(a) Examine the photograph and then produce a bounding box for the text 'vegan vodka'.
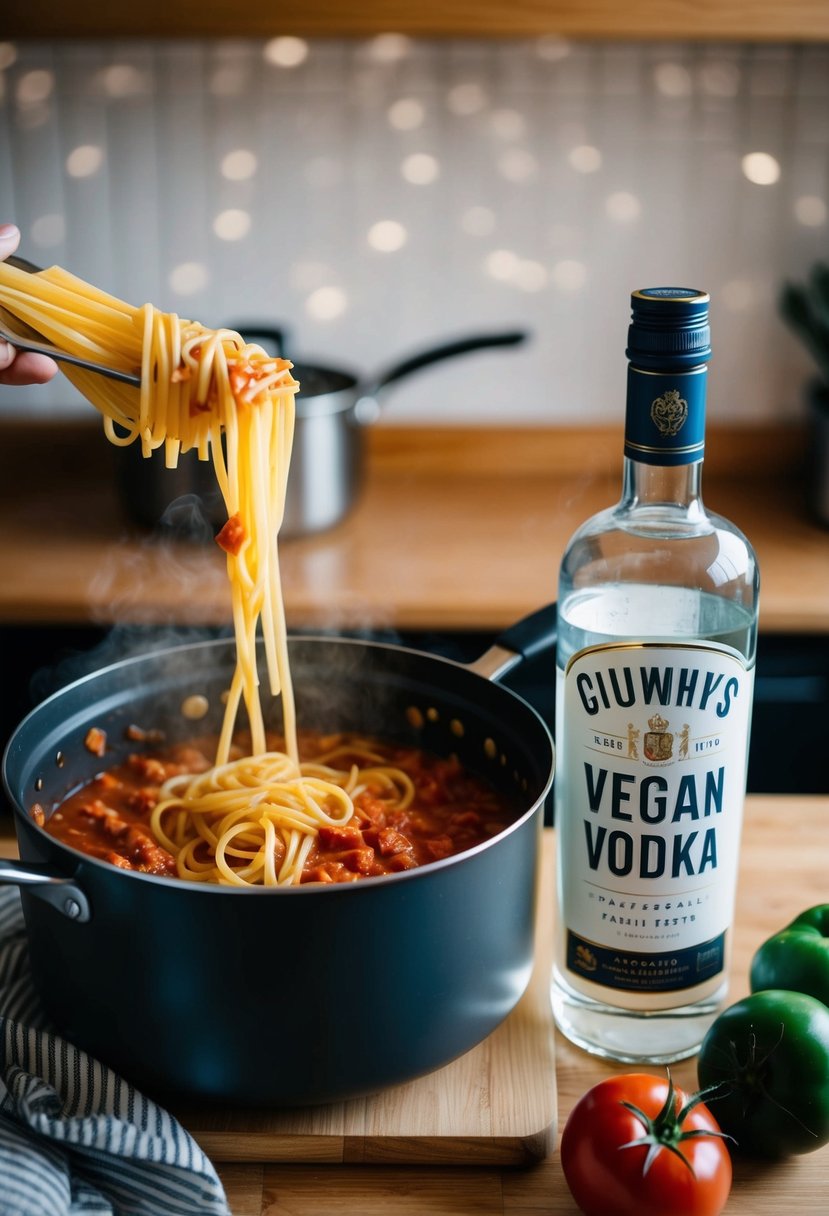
[551,289,759,1063]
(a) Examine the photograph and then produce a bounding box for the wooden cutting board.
[173,840,559,1167]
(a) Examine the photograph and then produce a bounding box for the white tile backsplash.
[0,37,826,425]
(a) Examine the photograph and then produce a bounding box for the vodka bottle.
[551,288,759,1063]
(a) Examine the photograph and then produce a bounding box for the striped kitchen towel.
[0,887,230,1216]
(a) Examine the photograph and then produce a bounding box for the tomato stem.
[618,1070,733,1177]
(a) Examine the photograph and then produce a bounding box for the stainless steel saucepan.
[117,328,528,537]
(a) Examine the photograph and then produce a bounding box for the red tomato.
[560,1072,732,1216]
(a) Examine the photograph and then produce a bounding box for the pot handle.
[468,603,558,684]
[0,859,91,923]
[355,330,529,423]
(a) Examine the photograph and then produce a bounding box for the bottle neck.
[621,361,708,517]
[620,454,704,513]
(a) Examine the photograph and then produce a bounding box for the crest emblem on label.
[650,388,688,437]
[644,713,674,761]
[574,943,598,973]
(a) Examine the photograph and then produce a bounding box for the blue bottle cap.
[626,287,711,369]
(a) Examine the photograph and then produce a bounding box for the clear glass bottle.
[551,288,759,1063]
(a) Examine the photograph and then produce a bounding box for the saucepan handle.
[468,603,558,684]
[354,330,529,424]
[370,331,528,393]
[0,859,91,923]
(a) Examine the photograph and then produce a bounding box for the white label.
[557,642,753,1007]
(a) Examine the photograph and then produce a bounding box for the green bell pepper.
[750,904,829,1006]
[697,989,829,1157]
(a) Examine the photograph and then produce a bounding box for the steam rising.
[28,493,231,712]
[20,490,511,782]
[22,489,418,750]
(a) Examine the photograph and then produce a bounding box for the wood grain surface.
[208,795,829,1214]
[2,796,828,1212]
[5,0,829,41]
[0,422,826,635]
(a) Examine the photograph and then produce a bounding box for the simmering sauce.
[43,732,518,884]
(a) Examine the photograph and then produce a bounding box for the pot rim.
[293,365,362,418]
[3,634,554,899]
[294,392,359,419]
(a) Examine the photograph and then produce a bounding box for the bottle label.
[557,641,753,1005]
[624,366,707,467]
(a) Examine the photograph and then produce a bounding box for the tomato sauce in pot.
[40,731,518,884]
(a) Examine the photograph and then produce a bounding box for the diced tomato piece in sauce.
[215,513,246,556]
[127,787,160,815]
[363,827,413,857]
[386,851,418,872]
[169,745,212,773]
[448,810,484,832]
[102,814,130,840]
[227,356,292,403]
[424,835,454,861]
[128,754,168,784]
[125,724,166,745]
[415,778,445,807]
[106,853,134,870]
[84,727,107,757]
[385,809,412,835]
[124,826,176,875]
[340,847,376,875]
[44,730,518,883]
[78,799,115,822]
[317,823,365,851]
[353,794,387,828]
[303,861,354,885]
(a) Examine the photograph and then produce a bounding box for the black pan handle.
[371,330,525,391]
[369,330,528,395]
[225,327,527,419]
[468,603,558,684]
[0,858,91,922]
[494,603,558,663]
[351,330,529,425]
[227,328,526,385]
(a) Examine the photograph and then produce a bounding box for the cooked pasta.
[47,731,516,886]
[0,259,297,767]
[150,739,416,886]
[1,259,415,886]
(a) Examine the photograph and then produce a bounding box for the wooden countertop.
[203,795,829,1213]
[2,794,827,1213]
[0,421,827,635]
[7,0,829,41]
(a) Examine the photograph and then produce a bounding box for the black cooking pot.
[117,328,528,537]
[1,606,556,1108]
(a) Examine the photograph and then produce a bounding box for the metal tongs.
[0,254,141,386]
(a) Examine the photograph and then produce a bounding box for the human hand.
[0,223,58,385]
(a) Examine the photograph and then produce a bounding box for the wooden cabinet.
[5,0,829,41]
